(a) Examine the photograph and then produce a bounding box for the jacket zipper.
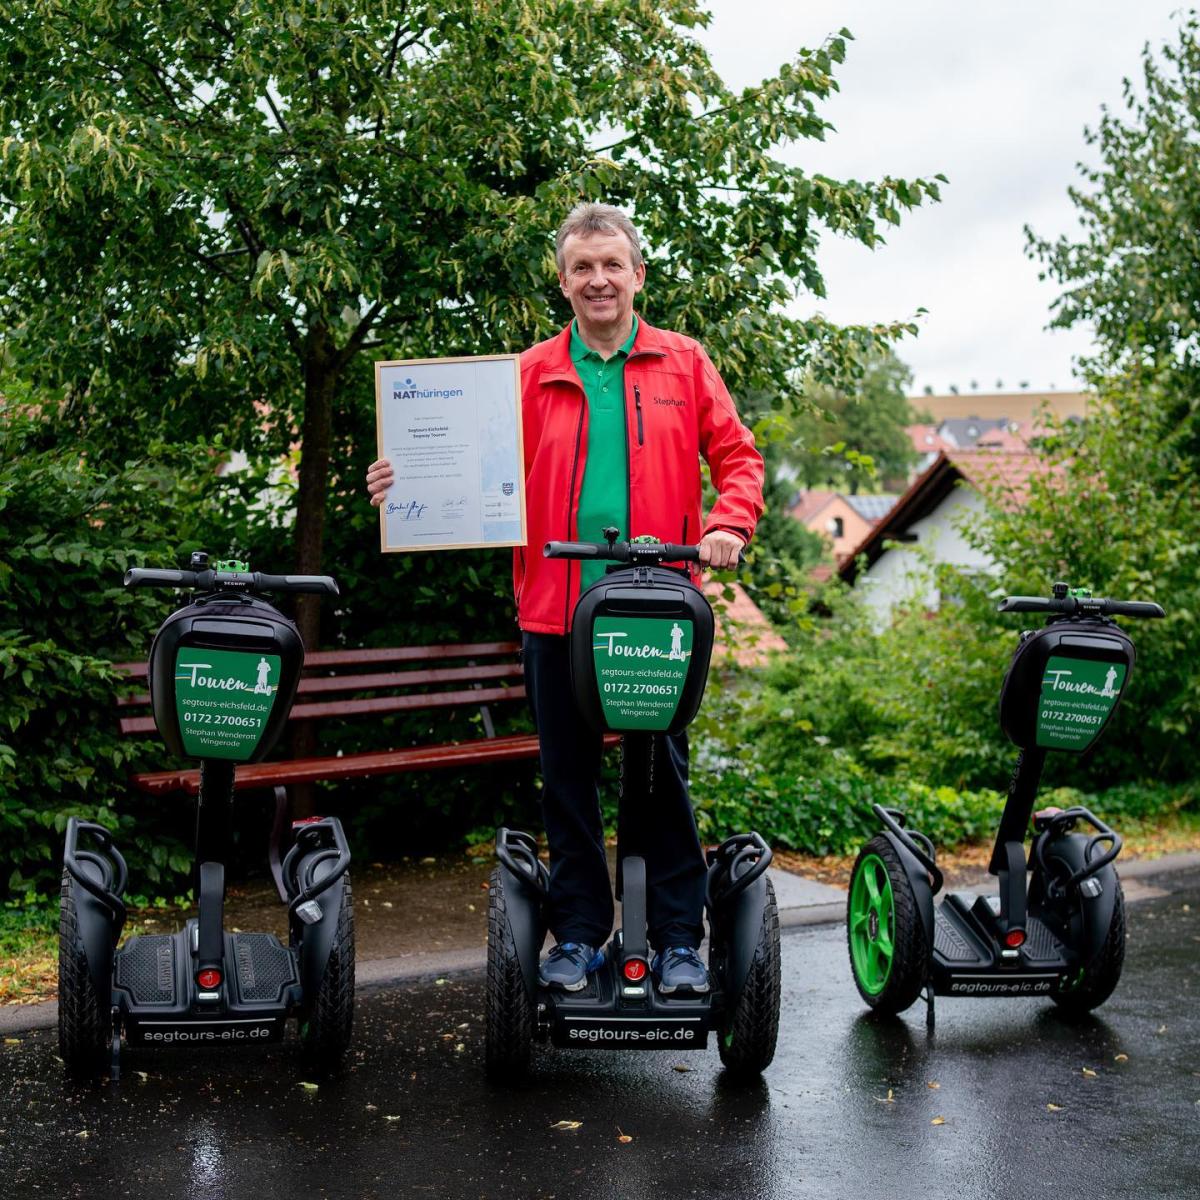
[633,383,644,445]
[682,515,689,545]
[564,392,587,632]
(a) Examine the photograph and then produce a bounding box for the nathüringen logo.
[393,376,465,401]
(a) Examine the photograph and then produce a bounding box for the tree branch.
[335,299,386,369]
[264,88,292,136]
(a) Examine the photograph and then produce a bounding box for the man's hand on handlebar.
[366,458,394,507]
[698,529,745,571]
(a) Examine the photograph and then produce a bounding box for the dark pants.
[522,632,707,950]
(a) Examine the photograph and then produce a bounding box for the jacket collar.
[540,315,667,385]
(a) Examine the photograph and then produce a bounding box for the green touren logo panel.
[592,616,692,731]
[1036,655,1126,750]
[174,649,281,760]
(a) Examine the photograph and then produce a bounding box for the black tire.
[485,865,534,1082]
[717,876,781,1080]
[57,869,110,1078]
[1052,877,1125,1014]
[846,836,928,1015]
[300,874,355,1074]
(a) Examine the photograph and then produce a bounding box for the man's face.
[557,230,645,336]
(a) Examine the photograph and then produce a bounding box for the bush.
[0,398,229,895]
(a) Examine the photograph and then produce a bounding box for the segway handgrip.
[1101,600,1164,619]
[125,568,198,588]
[252,573,340,597]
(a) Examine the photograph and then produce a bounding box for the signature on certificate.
[441,496,468,516]
[386,500,428,521]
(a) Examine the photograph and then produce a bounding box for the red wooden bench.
[114,641,617,892]
[115,640,539,796]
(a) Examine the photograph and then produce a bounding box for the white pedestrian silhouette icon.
[1101,665,1118,697]
[668,622,685,661]
[253,657,273,695]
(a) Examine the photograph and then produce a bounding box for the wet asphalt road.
[3,868,1198,1200]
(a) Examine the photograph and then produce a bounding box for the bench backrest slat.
[118,683,526,736]
[115,661,524,708]
[112,640,522,681]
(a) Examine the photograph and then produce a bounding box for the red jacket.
[514,319,764,634]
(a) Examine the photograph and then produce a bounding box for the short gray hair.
[555,202,644,272]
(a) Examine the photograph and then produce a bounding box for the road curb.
[5,850,1197,1035]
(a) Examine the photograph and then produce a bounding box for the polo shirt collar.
[570,315,639,363]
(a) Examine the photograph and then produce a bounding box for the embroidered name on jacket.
[654,396,686,407]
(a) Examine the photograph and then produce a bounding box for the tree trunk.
[290,323,337,817]
[294,322,337,649]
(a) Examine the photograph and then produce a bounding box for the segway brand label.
[592,617,692,730]
[946,974,1059,996]
[1035,656,1125,751]
[554,1016,707,1049]
[174,649,281,760]
[129,1017,284,1045]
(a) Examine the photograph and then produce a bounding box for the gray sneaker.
[538,942,605,991]
[652,946,710,994]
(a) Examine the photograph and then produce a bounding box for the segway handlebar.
[998,594,1164,619]
[545,538,745,566]
[125,567,339,597]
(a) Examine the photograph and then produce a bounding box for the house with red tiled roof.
[837,449,1045,625]
[789,490,899,559]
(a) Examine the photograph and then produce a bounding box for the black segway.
[58,553,354,1079]
[847,582,1164,1023]
[486,532,781,1080]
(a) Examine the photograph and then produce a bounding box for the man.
[367,203,763,993]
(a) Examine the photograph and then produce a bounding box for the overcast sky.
[696,2,1187,395]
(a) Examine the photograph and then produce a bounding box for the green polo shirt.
[572,316,637,591]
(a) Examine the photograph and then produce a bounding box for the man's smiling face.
[557,229,645,344]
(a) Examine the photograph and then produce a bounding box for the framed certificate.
[375,354,526,553]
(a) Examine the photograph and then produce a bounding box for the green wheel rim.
[849,854,895,995]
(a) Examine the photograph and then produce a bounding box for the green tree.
[1018,13,1200,778]
[776,349,920,492]
[1027,11,1200,467]
[1,3,943,646]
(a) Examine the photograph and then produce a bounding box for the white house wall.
[859,486,995,626]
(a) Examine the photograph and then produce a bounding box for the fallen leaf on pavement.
[875,1088,895,1104]
[1047,1103,1064,1112]
[672,1065,692,1073]
[927,1081,940,1090]
[1082,1068,1098,1078]
[299,1082,319,1091]
[931,1117,946,1126]
[1114,1054,1129,1063]
[617,1127,633,1144]
[550,1120,583,1131]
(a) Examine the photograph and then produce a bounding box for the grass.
[0,895,193,1006]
